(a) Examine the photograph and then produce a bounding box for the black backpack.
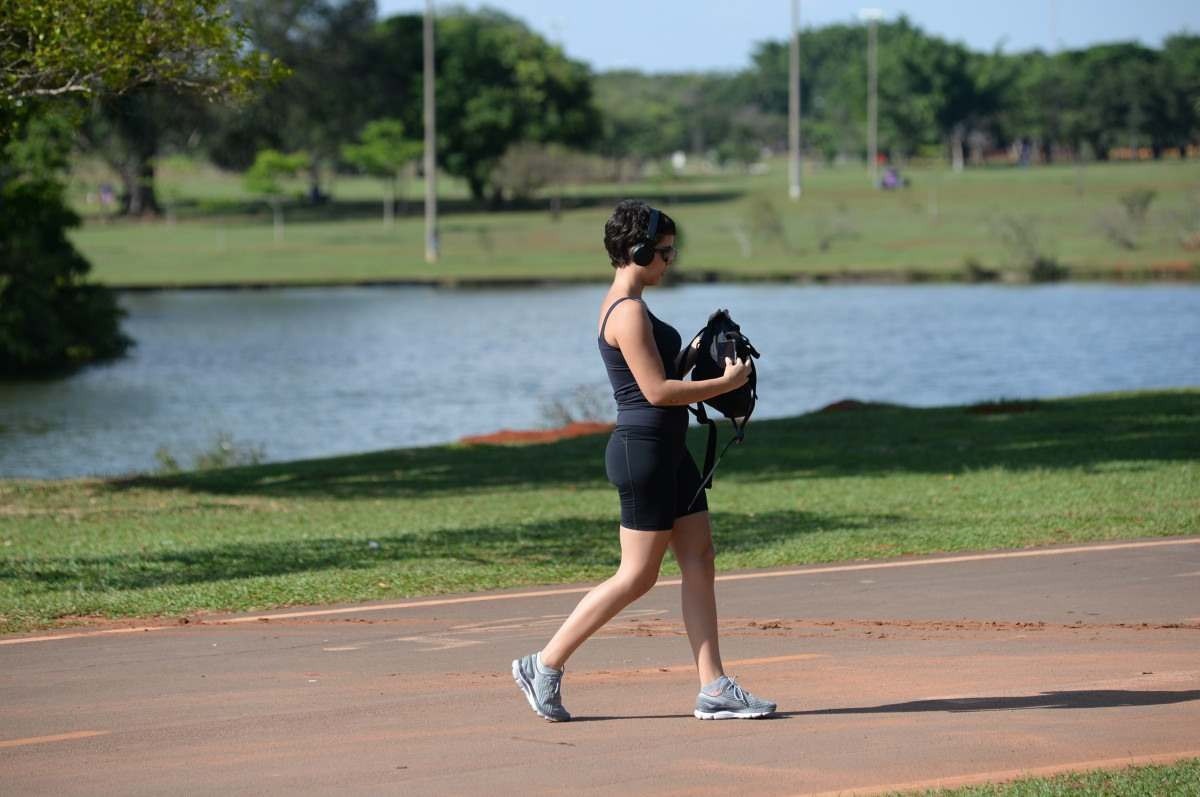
[674,308,761,511]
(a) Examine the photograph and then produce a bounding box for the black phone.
[718,337,738,365]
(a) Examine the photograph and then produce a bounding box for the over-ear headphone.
[630,208,661,267]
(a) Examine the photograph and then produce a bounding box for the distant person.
[511,200,776,722]
[307,184,329,205]
[98,183,116,213]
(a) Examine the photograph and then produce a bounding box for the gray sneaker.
[694,675,776,719]
[512,652,571,722]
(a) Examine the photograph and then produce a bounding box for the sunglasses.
[654,245,678,262]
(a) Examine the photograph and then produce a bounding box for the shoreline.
[7,389,1196,481]
[106,264,1199,292]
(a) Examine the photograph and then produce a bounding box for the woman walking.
[512,199,776,721]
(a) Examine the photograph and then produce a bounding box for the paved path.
[3,537,1199,795]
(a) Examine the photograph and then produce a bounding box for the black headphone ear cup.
[631,207,661,267]
[631,244,653,266]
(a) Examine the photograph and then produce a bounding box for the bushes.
[0,178,131,377]
[991,214,1068,282]
[1098,187,1159,250]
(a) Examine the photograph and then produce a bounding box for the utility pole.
[423,0,439,263]
[860,8,883,186]
[788,0,802,200]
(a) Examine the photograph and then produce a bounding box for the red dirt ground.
[3,538,1199,795]
[460,421,614,446]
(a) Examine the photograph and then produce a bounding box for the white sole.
[511,659,567,722]
[694,709,774,720]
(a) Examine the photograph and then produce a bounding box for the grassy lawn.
[901,757,1200,796]
[67,158,1200,286]
[1,389,1195,636]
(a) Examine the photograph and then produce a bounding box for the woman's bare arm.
[608,301,750,407]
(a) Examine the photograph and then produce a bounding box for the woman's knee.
[616,526,670,597]
[671,513,717,577]
[612,566,659,598]
[678,542,716,579]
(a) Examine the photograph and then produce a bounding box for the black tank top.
[598,297,688,429]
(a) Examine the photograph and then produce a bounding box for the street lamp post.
[860,8,883,187]
[788,0,802,200]
[423,0,439,263]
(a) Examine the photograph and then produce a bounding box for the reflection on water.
[1,283,1197,478]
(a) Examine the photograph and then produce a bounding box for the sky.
[377,0,1199,73]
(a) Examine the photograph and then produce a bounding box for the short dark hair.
[603,199,677,267]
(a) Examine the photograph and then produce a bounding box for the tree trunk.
[121,158,161,217]
[396,167,410,216]
[385,179,395,227]
[307,161,323,204]
[969,133,984,167]
[272,199,284,244]
[950,128,965,173]
[467,175,486,202]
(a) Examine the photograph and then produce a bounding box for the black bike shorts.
[604,424,709,532]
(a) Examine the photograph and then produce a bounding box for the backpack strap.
[677,322,717,513]
[686,411,753,514]
[683,358,757,514]
[674,329,702,378]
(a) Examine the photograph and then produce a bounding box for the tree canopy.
[342,118,422,225]
[597,21,1200,164]
[0,0,282,108]
[207,0,376,176]
[367,8,599,200]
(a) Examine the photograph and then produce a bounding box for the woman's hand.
[722,356,752,389]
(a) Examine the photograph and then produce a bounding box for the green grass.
[66,158,1200,286]
[1,389,1196,635]
[899,757,1200,796]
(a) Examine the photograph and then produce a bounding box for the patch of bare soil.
[460,422,614,446]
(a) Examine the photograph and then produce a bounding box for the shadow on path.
[792,689,1200,715]
[510,689,1200,723]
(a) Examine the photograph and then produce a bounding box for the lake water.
[1,283,1197,479]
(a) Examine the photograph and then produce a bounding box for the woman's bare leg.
[538,527,673,670]
[668,510,724,687]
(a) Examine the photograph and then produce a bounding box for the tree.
[593,70,752,168]
[747,24,866,161]
[369,9,599,202]
[1157,35,1200,156]
[593,71,692,161]
[341,119,422,226]
[244,149,310,242]
[0,112,130,376]
[210,0,378,192]
[1061,44,1160,159]
[76,86,214,217]
[0,0,282,376]
[1000,51,1073,162]
[0,0,278,108]
[489,142,602,217]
